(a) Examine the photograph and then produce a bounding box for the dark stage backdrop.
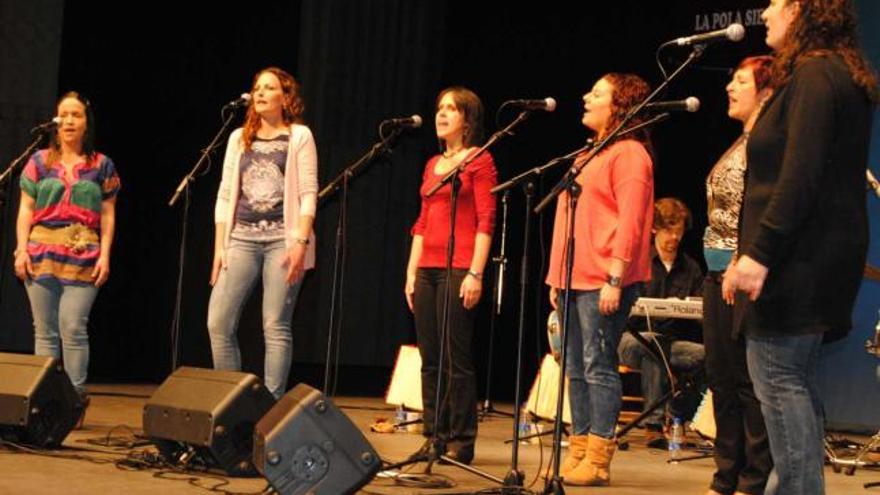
[1,0,877,429]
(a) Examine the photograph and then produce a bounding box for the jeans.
[207,238,303,399]
[561,284,639,438]
[618,331,704,427]
[26,278,99,395]
[704,274,771,495]
[412,268,478,452]
[747,333,825,495]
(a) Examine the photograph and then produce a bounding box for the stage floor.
[0,384,875,494]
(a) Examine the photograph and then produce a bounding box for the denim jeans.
[618,331,705,427]
[207,238,303,399]
[26,278,99,395]
[561,284,639,438]
[746,333,825,495]
[412,268,478,452]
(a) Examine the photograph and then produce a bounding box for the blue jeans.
[561,284,639,438]
[26,278,99,395]
[207,238,303,399]
[618,332,705,426]
[746,333,825,495]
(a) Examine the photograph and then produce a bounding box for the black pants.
[703,273,772,495]
[413,267,478,452]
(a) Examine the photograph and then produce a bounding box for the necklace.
[442,148,462,159]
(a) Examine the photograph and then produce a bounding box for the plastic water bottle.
[668,417,683,462]
[395,405,407,432]
[518,406,532,444]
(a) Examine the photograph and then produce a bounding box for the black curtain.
[0,0,64,352]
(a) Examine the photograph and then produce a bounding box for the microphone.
[381,115,423,128]
[30,117,62,134]
[224,93,252,109]
[867,169,880,199]
[504,97,557,112]
[674,23,745,46]
[644,97,701,113]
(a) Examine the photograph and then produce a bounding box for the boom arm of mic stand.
[426,111,531,198]
[168,112,238,207]
[0,131,51,186]
[534,44,704,214]
[318,129,401,201]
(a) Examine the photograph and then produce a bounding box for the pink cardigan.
[214,124,318,270]
[545,139,653,290]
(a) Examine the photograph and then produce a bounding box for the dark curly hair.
[771,0,878,102]
[241,67,305,150]
[599,73,653,151]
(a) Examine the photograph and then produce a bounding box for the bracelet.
[293,236,309,245]
[467,270,482,280]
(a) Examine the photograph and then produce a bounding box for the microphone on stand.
[503,97,557,112]
[672,23,746,46]
[381,115,423,128]
[643,97,701,113]
[223,93,252,109]
[30,117,62,134]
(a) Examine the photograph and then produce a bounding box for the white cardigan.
[214,124,318,270]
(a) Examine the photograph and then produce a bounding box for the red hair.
[737,55,774,92]
[241,67,305,150]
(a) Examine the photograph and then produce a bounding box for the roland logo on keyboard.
[630,297,703,320]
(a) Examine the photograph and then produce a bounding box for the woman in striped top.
[15,91,121,408]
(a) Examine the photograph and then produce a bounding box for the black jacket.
[738,55,874,340]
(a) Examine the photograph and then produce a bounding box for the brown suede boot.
[558,435,589,477]
[563,433,617,486]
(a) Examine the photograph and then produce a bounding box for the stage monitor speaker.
[0,352,82,447]
[143,366,275,476]
[254,383,381,495]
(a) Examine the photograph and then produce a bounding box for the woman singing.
[703,55,774,495]
[404,86,497,465]
[727,1,877,492]
[547,73,654,486]
[15,91,121,425]
[208,67,318,400]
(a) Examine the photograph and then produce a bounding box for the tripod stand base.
[542,476,566,495]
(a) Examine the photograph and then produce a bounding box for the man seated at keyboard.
[618,197,705,449]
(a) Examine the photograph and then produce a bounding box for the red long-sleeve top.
[546,139,654,290]
[411,151,498,269]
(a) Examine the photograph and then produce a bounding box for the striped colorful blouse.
[20,150,121,285]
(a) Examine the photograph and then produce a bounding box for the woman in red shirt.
[404,87,497,465]
[547,74,654,486]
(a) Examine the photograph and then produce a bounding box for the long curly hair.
[241,67,305,150]
[771,0,878,102]
[599,73,653,152]
[47,91,96,164]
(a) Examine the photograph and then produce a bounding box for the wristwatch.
[606,274,622,288]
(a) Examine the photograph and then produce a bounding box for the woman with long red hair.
[207,67,318,399]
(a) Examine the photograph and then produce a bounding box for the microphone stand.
[0,128,53,308]
[317,123,405,397]
[478,189,514,421]
[534,47,704,495]
[167,105,240,370]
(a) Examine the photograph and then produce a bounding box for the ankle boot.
[563,433,617,486]
[559,434,589,477]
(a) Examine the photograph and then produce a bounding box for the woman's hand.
[404,273,416,312]
[282,244,306,284]
[13,249,33,281]
[210,248,226,286]
[727,255,768,302]
[459,273,482,309]
[549,286,559,310]
[721,264,736,305]
[92,254,110,287]
[599,284,621,316]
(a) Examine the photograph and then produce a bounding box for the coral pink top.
[545,139,653,290]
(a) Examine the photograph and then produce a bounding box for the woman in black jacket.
[726,1,878,493]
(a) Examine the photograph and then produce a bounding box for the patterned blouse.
[704,134,747,252]
[20,150,121,285]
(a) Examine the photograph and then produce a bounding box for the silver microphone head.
[544,97,557,112]
[684,97,701,113]
[410,114,423,128]
[726,23,746,42]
